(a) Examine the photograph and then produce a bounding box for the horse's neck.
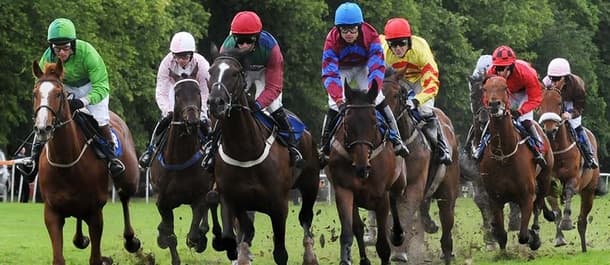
[46,122,88,161]
[220,110,268,152]
[165,125,201,157]
[397,114,421,145]
[553,124,575,149]
[489,116,520,150]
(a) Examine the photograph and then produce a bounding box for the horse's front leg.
[85,210,110,265]
[44,206,66,265]
[334,187,355,265]
[156,202,180,265]
[73,219,90,249]
[219,200,237,260]
[516,197,534,248]
[437,196,456,264]
[269,204,289,265]
[352,206,369,265]
[560,182,577,230]
[187,201,208,253]
[375,198,392,265]
[420,198,439,233]
[119,191,140,253]
[489,201,507,250]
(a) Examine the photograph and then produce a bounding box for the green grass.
[1,196,609,264]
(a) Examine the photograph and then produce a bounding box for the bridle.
[209,56,251,117]
[171,78,201,135]
[342,103,384,152]
[33,78,73,134]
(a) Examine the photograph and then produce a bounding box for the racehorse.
[206,48,319,265]
[538,87,600,252]
[149,66,217,265]
[326,80,407,265]
[32,60,140,264]
[461,73,521,248]
[480,75,555,251]
[383,69,459,264]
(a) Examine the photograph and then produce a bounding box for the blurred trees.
[0,0,609,167]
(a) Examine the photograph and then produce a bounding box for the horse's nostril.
[45,125,53,132]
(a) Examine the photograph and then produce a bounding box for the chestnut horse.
[32,60,140,265]
[206,48,319,265]
[383,69,459,264]
[326,80,406,265]
[149,67,217,264]
[538,87,600,251]
[480,75,555,251]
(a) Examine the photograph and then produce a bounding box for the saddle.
[253,110,306,145]
[72,111,122,159]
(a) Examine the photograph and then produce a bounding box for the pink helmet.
[170,32,196,53]
[547,58,571,76]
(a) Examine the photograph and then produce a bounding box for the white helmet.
[170,32,196,53]
[547,58,571,76]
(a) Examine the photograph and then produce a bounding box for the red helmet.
[384,18,412,40]
[492,45,516,66]
[231,11,262,35]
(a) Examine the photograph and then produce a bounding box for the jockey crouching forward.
[319,2,409,165]
[138,31,212,168]
[19,18,124,179]
[380,17,452,165]
[203,11,304,170]
[474,45,546,167]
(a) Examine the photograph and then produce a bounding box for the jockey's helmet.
[334,2,363,26]
[170,32,196,53]
[231,11,262,35]
[384,18,411,40]
[47,18,76,45]
[547,58,571,77]
[492,45,516,66]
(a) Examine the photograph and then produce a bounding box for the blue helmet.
[334,2,363,26]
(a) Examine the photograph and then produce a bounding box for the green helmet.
[47,18,76,44]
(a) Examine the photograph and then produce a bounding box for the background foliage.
[1,0,609,168]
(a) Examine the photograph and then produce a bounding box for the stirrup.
[138,151,153,168]
[108,158,126,178]
[290,148,305,168]
[393,143,409,157]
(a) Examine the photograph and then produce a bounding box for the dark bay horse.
[207,48,319,265]
[150,67,217,264]
[327,80,406,265]
[538,87,600,251]
[480,75,555,251]
[32,61,140,265]
[383,70,459,264]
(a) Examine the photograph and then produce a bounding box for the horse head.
[538,88,563,141]
[342,80,380,178]
[482,75,510,118]
[207,48,251,119]
[170,64,201,131]
[31,60,70,142]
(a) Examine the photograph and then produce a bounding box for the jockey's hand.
[561,111,572,120]
[510,109,521,119]
[406,99,419,110]
[68,98,85,112]
[338,101,346,113]
[249,99,262,112]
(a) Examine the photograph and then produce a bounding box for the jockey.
[320,2,409,163]
[380,17,451,165]
[474,45,546,167]
[19,18,125,178]
[205,11,304,169]
[138,31,211,168]
[542,58,598,169]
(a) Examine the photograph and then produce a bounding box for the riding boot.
[377,103,409,157]
[138,115,171,168]
[423,115,452,165]
[472,133,490,161]
[575,126,598,169]
[523,120,547,167]
[16,142,43,181]
[99,125,126,178]
[319,109,339,164]
[272,108,305,168]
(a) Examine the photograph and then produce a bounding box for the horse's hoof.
[192,236,208,253]
[559,219,574,230]
[528,229,541,250]
[125,237,141,253]
[543,210,558,222]
[73,236,90,249]
[206,190,219,205]
[554,237,568,247]
[227,248,238,261]
[157,235,168,249]
[390,252,408,262]
[212,236,225,251]
[423,220,439,234]
[359,258,371,265]
[101,256,113,265]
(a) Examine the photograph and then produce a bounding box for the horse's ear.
[368,80,379,102]
[55,59,64,79]
[32,60,43,78]
[210,43,219,61]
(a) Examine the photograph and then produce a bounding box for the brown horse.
[149,67,217,264]
[480,75,555,251]
[383,69,459,264]
[206,48,319,265]
[32,60,140,265]
[538,87,600,251]
[326,80,406,265]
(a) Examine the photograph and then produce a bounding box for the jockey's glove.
[249,99,262,112]
[68,98,87,112]
[510,109,521,119]
[406,99,419,110]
